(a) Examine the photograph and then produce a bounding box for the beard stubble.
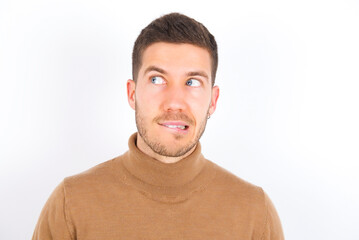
[135,102,209,157]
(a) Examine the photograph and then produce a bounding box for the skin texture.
[127,42,219,163]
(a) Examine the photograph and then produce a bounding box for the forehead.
[139,42,212,77]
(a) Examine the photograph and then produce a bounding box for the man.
[32,13,284,239]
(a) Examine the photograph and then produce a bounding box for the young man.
[32,13,284,239]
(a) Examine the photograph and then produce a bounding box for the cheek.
[188,93,211,118]
[135,88,161,115]
[137,82,164,101]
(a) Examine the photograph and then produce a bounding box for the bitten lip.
[159,121,189,127]
[158,121,190,131]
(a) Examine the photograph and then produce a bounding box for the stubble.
[135,102,209,157]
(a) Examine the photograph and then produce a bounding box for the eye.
[151,76,165,85]
[186,79,201,87]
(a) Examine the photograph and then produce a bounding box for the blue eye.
[151,76,165,85]
[186,79,201,87]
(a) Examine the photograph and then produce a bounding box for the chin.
[154,137,196,157]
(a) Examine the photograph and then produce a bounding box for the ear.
[208,85,219,115]
[127,79,136,110]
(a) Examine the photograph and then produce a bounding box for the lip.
[158,121,190,133]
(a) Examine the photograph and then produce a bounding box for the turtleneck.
[116,133,217,203]
[33,132,285,239]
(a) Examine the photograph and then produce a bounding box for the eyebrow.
[186,71,209,80]
[143,66,167,76]
[143,65,210,83]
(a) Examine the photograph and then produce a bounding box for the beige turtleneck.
[32,133,284,239]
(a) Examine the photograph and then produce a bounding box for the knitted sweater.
[32,133,284,239]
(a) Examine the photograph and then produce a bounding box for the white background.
[1,0,358,239]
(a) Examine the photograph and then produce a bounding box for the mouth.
[158,121,190,132]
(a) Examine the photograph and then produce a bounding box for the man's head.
[127,13,219,160]
[132,13,218,86]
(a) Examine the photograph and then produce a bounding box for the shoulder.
[206,160,284,238]
[209,160,264,194]
[62,153,127,196]
[207,160,266,208]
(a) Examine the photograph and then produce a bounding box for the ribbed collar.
[116,133,216,203]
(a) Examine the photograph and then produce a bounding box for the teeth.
[165,125,186,130]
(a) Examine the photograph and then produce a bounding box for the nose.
[162,85,187,112]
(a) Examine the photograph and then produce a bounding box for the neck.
[136,133,197,164]
[118,133,215,202]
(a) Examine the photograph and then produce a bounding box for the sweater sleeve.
[260,191,285,240]
[32,181,75,240]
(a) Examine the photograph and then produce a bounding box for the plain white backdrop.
[1,0,358,239]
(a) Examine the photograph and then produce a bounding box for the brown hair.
[132,13,218,86]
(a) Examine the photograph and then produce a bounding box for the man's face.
[127,42,219,157]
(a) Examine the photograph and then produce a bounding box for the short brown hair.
[132,13,218,86]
